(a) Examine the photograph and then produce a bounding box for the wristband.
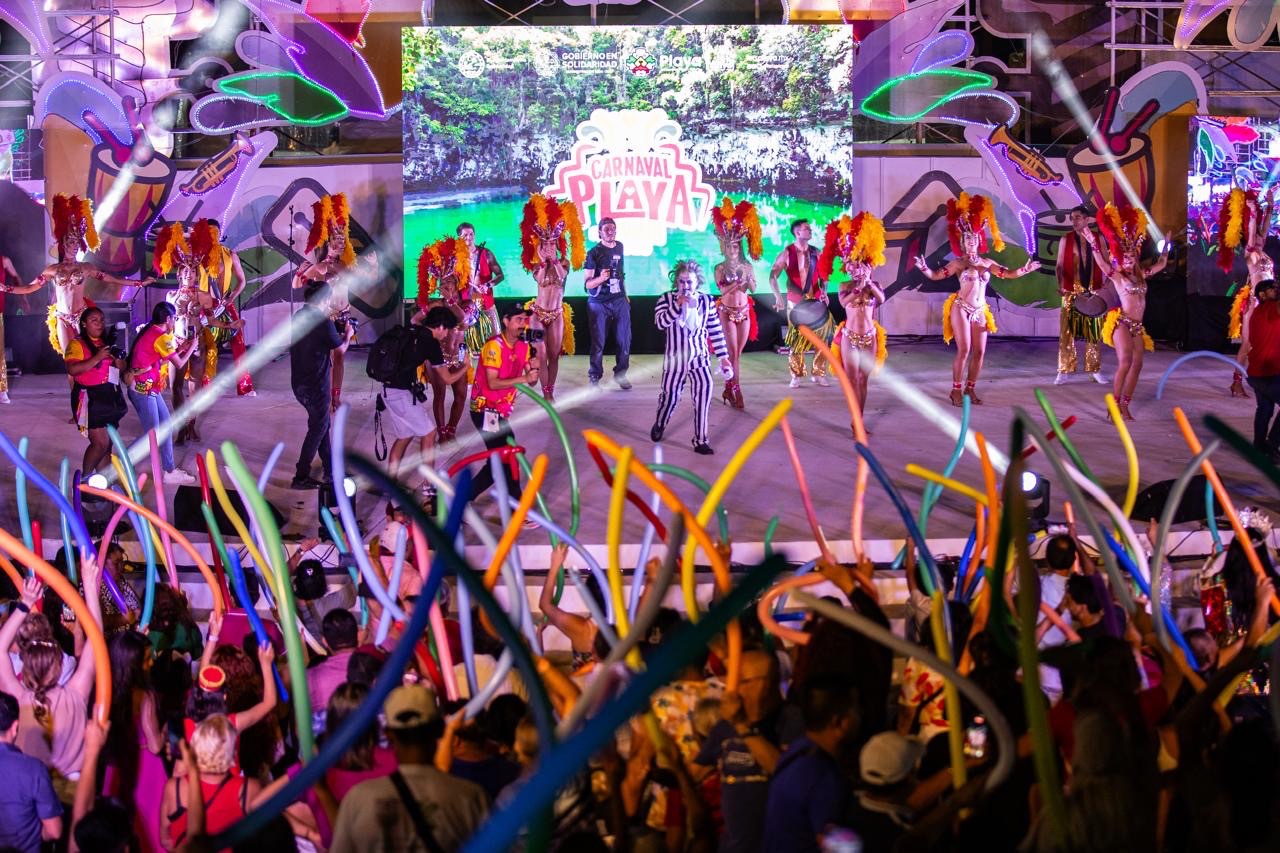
[13,601,30,613]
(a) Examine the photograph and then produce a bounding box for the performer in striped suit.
[650,260,733,455]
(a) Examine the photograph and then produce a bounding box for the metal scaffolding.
[0,1,119,119]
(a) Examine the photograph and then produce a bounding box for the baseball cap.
[500,302,533,320]
[860,732,925,786]
[384,684,439,729]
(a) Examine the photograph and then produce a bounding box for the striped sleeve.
[653,292,676,330]
[705,295,728,358]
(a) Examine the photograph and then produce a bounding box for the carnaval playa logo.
[544,108,715,256]
[628,51,656,77]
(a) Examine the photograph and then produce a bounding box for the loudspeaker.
[172,484,284,536]
[1130,475,1209,524]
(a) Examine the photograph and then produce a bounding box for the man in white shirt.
[330,685,489,852]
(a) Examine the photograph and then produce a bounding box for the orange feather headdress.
[946,192,1004,256]
[1097,201,1149,263]
[710,196,763,261]
[51,193,99,259]
[520,194,586,273]
[306,193,356,268]
[416,236,471,308]
[817,211,887,281]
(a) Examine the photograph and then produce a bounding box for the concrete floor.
[1,337,1274,571]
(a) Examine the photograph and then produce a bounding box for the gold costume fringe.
[1228,284,1251,341]
[523,299,576,356]
[463,307,496,353]
[834,320,888,373]
[941,292,997,346]
[1101,308,1154,352]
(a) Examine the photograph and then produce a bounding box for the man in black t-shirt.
[383,307,467,477]
[583,217,632,389]
[290,282,354,489]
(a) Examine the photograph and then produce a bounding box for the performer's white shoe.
[811,375,830,387]
[1091,372,1108,384]
[788,377,802,388]
[1053,372,1067,385]
[0,391,9,404]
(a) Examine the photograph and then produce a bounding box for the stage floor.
[2,338,1274,562]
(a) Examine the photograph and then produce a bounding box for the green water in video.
[403,191,847,300]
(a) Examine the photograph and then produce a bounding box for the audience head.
[797,673,861,747]
[860,731,925,791]
[485,694,528,754]
[293,558,327,601]
[384,685,444,759]
[190,714,239,775]
[74,797,134,853]
[346,649,386,688]
[329,682,378,770]
[1065,574,1104,618]
[0,690,18,741]
[513,714,539,767]
[1044,534,1078,572]
[322,608,359,653]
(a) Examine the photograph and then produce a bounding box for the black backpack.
[366,324,420,385]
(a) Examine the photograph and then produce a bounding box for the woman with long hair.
[711,197,763,409]
[102,631,166,853]
[822,212,889,416]
[126,300,198,483]
[0,567,104,802]
[64,305,132,473]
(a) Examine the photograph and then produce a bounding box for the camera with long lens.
[521,328,545,343]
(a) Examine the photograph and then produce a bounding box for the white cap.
[860,732,925,786]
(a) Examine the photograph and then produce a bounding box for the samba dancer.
[768,219,831,386]
[711,197,762,409]
[1054,205,1106,386]
[1083,201,1172,421]
[415,236,471,442]
[292,193,378,412]
[204,218,256,397]
[3,194,150,356]
[154,221,244,444]
[650,260,733,455]
[519,194,583,403]
[1222,187,1277,397]
[915,193,1040,406]
[458,222,504,337]
[822,212,888,416]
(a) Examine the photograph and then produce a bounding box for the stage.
[2,336,1273,568]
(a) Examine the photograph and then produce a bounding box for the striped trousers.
[654,356,713,445]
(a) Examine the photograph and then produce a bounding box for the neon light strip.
[860,69,996,123]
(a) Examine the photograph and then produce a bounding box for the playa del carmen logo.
[628,50,656,77]
[544,107,715,256]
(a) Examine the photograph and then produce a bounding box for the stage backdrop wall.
[401,25,854,300]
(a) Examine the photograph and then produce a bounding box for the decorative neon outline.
[860,68,996,123]
[214,70,349,126]
[36,76,132,146]
[1176,1,1234,45]
[909,30,975,76]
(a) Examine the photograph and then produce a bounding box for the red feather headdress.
[817,211,887,281]
[416,236,471,308]
[945,193,1004,257]
[710,196,763,261]
[306,193,356,267]
[51,193,99,259]
[1097,201,1148,263]
[520,194,586,273]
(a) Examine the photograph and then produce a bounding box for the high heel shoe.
[721,384,735,407]
[731,381,744,410]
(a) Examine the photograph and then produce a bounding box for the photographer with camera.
[127,301,199,484]
[583,217,631,390]
[369,306,467,479]
[290,281,355,490]
[467,303,540,506]
[64,307,133,474]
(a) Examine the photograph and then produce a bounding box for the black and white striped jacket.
[653,290,729,362]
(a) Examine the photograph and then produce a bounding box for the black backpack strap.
[388,771,447,853]
[373,393,389,461]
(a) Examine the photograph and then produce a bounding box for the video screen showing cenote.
[401,25,855,299]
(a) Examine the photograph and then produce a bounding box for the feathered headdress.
[51,193,99,258]
[520,194,586,273]
[1216,188,1256,273]
[416,236,471,308]
[946,192,1004,256]
[188,219,226,279]
[1097,201,1149,262]
[817,211,887,280]
[306,192,356,268]
[152,223,191,276]
[711,197,763,261]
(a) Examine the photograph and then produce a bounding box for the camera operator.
[467,304,539,505]
[64,306,133,474]
[378,306,467,478]
[583,217,631,390]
